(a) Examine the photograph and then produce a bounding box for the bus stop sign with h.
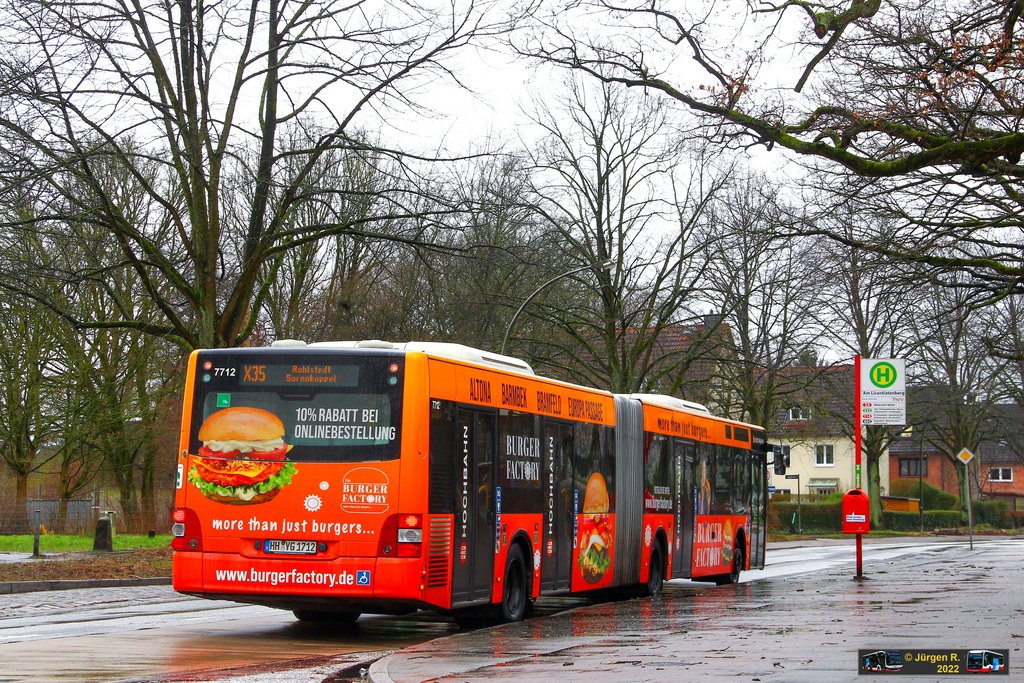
[854,357,907,580]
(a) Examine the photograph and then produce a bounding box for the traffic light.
[772,445,789,475]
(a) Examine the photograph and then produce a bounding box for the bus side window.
[429,399,457,515]
[696,443,712,515]
[712,445,733,514]
[732,448,750,514]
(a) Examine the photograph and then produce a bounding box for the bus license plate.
[264,540,317,555]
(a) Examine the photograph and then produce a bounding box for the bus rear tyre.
[715,543,744,586]
[729,543,744,584]
[499,544,530,623]
[643,544,664,597]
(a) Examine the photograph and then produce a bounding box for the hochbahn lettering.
[460,424,470,540]
[546,437,556,541]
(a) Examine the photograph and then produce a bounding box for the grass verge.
[0,534,172,583]
[0,533,171,553]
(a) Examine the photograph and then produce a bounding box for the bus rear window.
[190,352,404,462]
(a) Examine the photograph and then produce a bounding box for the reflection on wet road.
[0,585,600,682]
[0,589,457,683]
[370,537,1024,683]
[0,537,1009,682]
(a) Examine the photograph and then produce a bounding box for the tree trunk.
[139,444,156,533]
[118,481,138,534]
[864,426,887,529]
[866,453,883,529]
[15,472,29,533]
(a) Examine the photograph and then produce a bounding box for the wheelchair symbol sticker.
[356,570,371,586]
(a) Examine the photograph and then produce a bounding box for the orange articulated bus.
[171,340,768,624]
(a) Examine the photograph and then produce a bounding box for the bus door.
[451,409,496,605]
[672,439,696,579]
[748,450,767,569]
[541,420,574,592]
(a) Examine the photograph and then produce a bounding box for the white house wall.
[769,437,890,497]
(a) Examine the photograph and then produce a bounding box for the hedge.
[768,499,1017,533]
[971,499,1010,527]
[882,510,962,531]
[888,479,959,510]
[770,501,841,533]
[769,501,969,533]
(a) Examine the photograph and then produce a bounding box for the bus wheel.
[715,543,744,586]
[643,543,664,597]
[293,609,360,624]
[499,544,530,623]
[729,542,744,584]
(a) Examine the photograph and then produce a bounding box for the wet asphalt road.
[2,537,1021,682]
[370,536,1024,682]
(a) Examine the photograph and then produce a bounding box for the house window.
[789,407,812,421]
[989,467,1013,482]
[815,444,834,466]
[899,458,927,477]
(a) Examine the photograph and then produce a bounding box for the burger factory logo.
[189,407,297,505]
[341,467,390,514]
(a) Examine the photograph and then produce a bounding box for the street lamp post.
[919,433,924,532]
[500,260,613,356]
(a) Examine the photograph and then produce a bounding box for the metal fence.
[0,498,95,534]
[0,497,174,534]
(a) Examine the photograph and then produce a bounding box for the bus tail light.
[397,514,422,557]
[171,508,203,551]
[378,513,422,558]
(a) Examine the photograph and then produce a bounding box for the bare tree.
[0,142,184,532]
[988,294,1024,416]
[259,137,407,342]
[0,0,520,350]
[417,153,561,348]
[814,207,921,523]
[0,211,70,531]
[266,150,558,346]
[697,173,823,426]
[514,76,731,393]
[908,276,1006,516]
[0,294,60,531]
[519,0,1024,299]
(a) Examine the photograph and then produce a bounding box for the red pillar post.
[854,355,864,579]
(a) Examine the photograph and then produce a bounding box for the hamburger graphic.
[722,519,734,566]
[579,472,613,584]
[188,407,297,505]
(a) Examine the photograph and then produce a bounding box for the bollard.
[32,510,42,558]
[94,516,114,552]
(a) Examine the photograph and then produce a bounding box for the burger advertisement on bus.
[579,472,615,587]
[188,407,298,505]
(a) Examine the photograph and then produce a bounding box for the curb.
[0,577,171,595]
